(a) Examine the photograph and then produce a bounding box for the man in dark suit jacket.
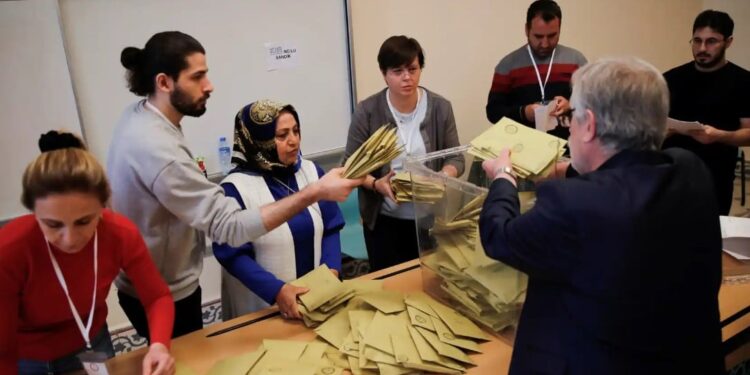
[479,57,723,374]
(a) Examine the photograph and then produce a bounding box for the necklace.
[272,175,321,217]
[272,176,297,194]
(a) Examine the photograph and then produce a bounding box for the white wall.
[0,0,83,221]
[59,0,353,174]
[349,0,705,144]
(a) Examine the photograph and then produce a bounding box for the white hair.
[570,57,669,151]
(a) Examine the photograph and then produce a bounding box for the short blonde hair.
[21,137,110,210]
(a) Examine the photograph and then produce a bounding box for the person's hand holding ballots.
[469,117,566,181]
[342,125,403,179]
[390,171,446,204]
[482,148,516,186]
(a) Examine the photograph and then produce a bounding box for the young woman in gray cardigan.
[343,36,464,272]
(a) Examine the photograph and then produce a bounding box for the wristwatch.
[495,165,515,179]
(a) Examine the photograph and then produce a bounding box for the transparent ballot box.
[403,145,533,334]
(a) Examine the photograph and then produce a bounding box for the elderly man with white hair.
[479,57,723,374]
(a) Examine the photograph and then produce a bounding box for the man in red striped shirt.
[486,0,587,141]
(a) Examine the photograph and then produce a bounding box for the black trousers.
[363,215,426,272]
[714,168,735,216]
[118,286,203,341]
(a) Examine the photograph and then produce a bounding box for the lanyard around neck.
[386,88,421,156]
[46,231,98,350]
[526,45,556,103]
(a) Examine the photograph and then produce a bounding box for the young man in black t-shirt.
[662,10,750,215]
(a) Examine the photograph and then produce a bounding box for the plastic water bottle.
[218,136,232,175]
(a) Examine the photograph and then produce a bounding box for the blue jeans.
[18,325,115,375]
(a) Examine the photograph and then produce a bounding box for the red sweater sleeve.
[0,229,23,373]
[120,223,175,347]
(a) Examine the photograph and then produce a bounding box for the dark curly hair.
[120,31,205,96]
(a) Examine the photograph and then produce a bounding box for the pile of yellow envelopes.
[314,289,490,374]
[198,263,497,374]
[204,338,346,375]
[390,171,445,204]
[424,193,528,332]
[290,264,382,328]
[343,126,403,179]
[469,117,566,179]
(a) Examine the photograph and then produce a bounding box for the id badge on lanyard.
[46,231,109,374]
[527,45,556,104]
[77,351,110,375]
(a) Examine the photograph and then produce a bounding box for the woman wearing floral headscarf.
[212,100,344,321]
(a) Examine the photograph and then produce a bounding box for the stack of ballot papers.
[201,290,493,374]
[423,193,528,332]
[390,171,446,203]
[254,264,497,374]
[343,125,403,179]
[469,117,566,179]
[291,264,373,328]
[313,289,491,374]
[206,339,347,375]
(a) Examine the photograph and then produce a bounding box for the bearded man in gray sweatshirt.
[108,31,362,339]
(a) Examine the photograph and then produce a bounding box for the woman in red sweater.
[0,131,176,374]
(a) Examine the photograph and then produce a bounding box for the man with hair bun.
[480,57,723,374]
[662,9,750,215]
[108,31,363,339]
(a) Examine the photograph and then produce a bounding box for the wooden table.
[107,255,750,374]
[107,260,513,374]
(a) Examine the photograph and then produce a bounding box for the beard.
[694,48,726,70]
[170,86,208,117]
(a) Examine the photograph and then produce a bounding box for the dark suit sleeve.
[479,178,578,282]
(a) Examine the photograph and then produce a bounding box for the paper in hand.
[343,125,403,179]
[534,101,558,132]
[667,118,704,134]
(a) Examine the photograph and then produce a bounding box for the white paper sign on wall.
[265,41,300,71]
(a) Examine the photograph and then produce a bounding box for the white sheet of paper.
[667,118,703,133]
[720,216,750,260]
[534,101,558,131]
[265,41,300,71]
[721,216,750,238]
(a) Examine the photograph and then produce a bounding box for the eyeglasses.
[557,107,575,128]
[690,37,724,47]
